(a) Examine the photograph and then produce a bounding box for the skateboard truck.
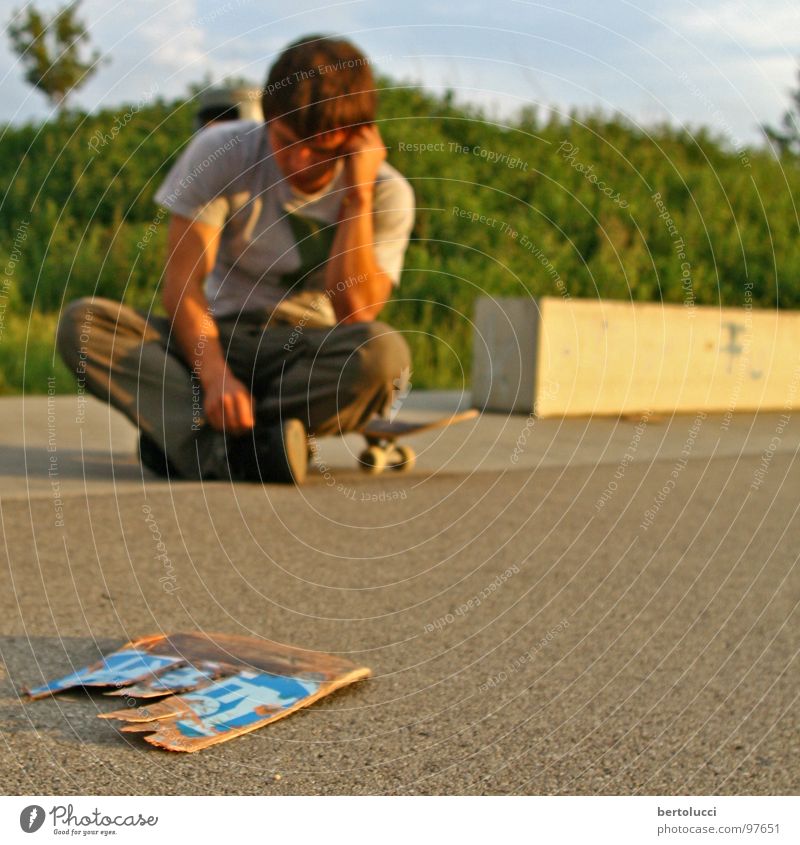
[359,437,416,475]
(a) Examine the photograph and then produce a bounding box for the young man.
[57,35,415,484]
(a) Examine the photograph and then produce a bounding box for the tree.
[7,1,105,112]
[763,66,800,157]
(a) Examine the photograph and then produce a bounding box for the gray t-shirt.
[154,120,415,326]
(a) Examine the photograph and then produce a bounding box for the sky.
[1,0,799,147]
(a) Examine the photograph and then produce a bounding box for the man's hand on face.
[341,123,386,198]
[201,366,255,436]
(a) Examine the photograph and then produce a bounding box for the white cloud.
[0,0,797,144]
[674,0,800,53]
[80,0,207,103]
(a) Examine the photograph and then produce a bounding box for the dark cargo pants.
[56,297,411,480]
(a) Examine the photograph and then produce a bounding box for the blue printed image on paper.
[130,662,221,694]
[174,671,320,738]
[26,649,182,697]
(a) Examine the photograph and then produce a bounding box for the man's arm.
[324,124,393,323]
[162,214,255,435]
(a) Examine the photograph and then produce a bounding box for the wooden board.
[363,409,479,441]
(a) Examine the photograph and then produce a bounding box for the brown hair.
[262,34,377,137]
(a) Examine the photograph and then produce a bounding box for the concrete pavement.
[0,393,798,794]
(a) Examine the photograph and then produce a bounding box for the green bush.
[0,311,71,395]
[2,81,798,392]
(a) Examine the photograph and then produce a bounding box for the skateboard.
[358,408,479,474]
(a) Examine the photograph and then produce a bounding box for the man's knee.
[353,321,411,388]
[56,297,98,370]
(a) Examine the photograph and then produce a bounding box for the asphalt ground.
[0,395,798,795]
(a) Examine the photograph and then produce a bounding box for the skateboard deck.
[23,632,371,752]
[358,408,479,473]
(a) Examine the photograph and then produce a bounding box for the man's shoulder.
[154,120,268,217]
[189,119,264,162]
[375,161,415,209]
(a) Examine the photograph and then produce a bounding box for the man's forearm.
[161,215,229,389]
[165,290,229,389]
[326,190,392,323]
[160,215,253,434]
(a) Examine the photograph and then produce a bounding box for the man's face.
[268,119,352,193]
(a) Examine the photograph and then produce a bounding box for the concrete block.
[472,295,800,417]
[472,296,539,413]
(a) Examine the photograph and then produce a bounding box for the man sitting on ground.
[57,34,415,483]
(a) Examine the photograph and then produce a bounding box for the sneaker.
[229,418,309,484]
[138,431,181,478]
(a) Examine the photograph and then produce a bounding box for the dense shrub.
[2,81,798,390]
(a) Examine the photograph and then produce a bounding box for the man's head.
[262,34,377,192]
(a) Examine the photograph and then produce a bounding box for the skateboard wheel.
[359,446,387,474]
[391,445,416,472]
